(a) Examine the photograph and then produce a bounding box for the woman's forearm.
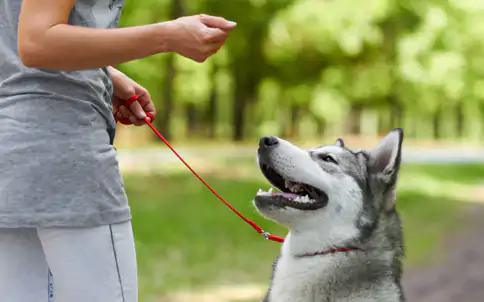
[17,0,235,70]
[18,23,175,70]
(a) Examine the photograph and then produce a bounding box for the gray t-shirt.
[0,0,130,227]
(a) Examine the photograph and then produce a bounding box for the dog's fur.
[253,129,405,302]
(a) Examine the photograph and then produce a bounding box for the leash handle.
[116,96,285,243]
[114,95,155,125]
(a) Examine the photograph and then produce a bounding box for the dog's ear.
[368,128,403,177]
[368,129,403,210]
[335,138,345,147]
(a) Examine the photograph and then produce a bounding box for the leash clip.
[261,230,271,240]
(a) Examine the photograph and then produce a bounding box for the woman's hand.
[167,14,237,63]
[108,67,156,126]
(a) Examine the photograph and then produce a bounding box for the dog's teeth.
[284,180,291,189]
[268,187,273,193]
[290,184,303,193]
[294,195,312,203]
[256,188,271,196]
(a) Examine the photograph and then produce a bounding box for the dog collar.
[297,246,360,258]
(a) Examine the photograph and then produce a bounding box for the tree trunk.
[347,104,362,135]
[289,105,301,138]
[231,27,265,141]
[432,107,442,140]
[316,118,326,137]
[185,103,197,137]
[377,110,387,136]
[388,94,402,129]
[206,64,218,139]
[159,54,175,140]
[232,84,246,141]
[456,102,464,138]
[158,0,185,140]
[232,71,258,142]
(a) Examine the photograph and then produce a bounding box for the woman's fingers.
[128,100,146,120]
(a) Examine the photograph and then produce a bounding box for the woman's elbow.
[17,37,46,68]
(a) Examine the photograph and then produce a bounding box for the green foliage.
[116,0,484,142]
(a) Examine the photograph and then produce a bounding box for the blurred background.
[113,0,484,301]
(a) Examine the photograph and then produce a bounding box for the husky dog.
[254,129,405,302]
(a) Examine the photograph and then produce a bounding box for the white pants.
[0,221,138,302]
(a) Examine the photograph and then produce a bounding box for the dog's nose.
[259,136,279,148]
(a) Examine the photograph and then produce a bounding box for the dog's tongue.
[272,192,299,199]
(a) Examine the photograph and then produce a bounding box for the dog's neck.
[283,223,361,257]
[265,231,403,302]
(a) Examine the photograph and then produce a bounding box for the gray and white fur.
[254,129,405,302]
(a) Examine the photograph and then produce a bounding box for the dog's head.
[254,129,404,250]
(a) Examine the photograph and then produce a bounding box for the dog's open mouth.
[255,163,328,210]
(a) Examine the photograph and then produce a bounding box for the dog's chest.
[269,256,331,302]
[268,255,403,302]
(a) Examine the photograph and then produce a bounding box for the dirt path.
[402,203,484,301]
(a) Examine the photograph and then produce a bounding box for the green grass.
[127,173,283,300]
[124,162,484,301]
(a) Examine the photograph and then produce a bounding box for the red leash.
[114,96,285,243]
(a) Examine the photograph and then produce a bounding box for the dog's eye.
[319,154,338,164]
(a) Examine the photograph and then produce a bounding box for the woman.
[0,1,236,301]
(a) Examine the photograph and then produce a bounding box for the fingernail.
[139,111,146,118]
[227,21,237,27]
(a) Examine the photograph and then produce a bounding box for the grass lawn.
[123,161,484,301]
